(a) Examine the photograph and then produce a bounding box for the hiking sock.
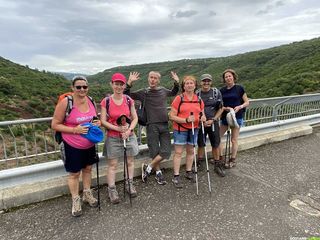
[146,165,152,174]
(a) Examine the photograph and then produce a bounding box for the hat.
[226,109,239,128]
[80,123,104,143]
[111,73,126,84]
[116,115,131,126]
[200,74,213,81]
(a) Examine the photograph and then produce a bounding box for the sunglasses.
[75,85,88,90]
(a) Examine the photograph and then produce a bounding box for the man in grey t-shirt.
[124,71,180,185]
[196,74,225,177]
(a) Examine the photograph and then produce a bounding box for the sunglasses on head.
[75,85,88,90]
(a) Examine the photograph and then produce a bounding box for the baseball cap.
[81,123,104,143]
[111,73,126,84]
[200,74,213,81]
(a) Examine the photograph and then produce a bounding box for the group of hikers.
[51,69,249,217]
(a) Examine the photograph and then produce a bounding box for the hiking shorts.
[62,141,98,173]
[103,134,139,160]
[173,129,198,145]
[146,123,171,160]
[221,118,244,127]
[198,121,220,148]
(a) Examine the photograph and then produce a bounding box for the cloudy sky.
[0,0,319,74]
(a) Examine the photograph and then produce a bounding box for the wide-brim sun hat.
[226,109,239,128]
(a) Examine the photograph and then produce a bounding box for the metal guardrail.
[0,93,320,170]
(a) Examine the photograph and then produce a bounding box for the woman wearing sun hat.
[100,73,139,204]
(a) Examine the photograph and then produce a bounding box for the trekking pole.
[123,138,132,207]
[95,144,101,211]
[200,113,212,194]
[191,112,199,196]
[224,126,231,167]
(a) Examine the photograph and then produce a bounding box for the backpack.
[54,93,96,144]
[176,94,202,132]
[196,87,219,100]
[104,95,132,117]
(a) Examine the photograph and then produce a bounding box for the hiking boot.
[225,158,236,168]
[214,160,226,177]
[141,163,150,183]
[126,179,137,198]
[172,176,183,188]
[82,189,98,207]
[155,172,167,185]
[197,158,204,171]
[108,186,120,204]
[71,195,82,217]
[185,171,194,181]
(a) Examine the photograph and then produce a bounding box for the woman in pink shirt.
[100,73,139,204]
[52,76,100,217]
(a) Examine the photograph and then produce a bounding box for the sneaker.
[126,179,137,198]
[108,186,120,204]
[82,189,98,208]
[71,196,82,217]
[155,172,167,185]
[172,176,183,188]
[185,171,194,181]
[141,163,150,183]
[214,160,226,177]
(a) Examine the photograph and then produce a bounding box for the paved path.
[1,128,320,240]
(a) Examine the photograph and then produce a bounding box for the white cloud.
[0,0,319,74]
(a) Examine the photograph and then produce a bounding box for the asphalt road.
[1,128,320,240]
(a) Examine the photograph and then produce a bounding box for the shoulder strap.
[212,88,218,100]
[125,95,132,110]
[65,95,73,118]
[177,94,184,115]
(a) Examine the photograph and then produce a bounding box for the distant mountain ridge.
[54,72,88,80]
[1,37,320,120]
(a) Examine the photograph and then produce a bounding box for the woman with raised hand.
[169,75,206,188]
[219,69,249,168]
[100,73,139,204]
[52,76,100,217]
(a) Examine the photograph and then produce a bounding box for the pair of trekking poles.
[94,122,133,210]
[191,112,211,196]
[191,113,231,195]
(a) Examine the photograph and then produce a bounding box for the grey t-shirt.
[197,88,223,119]
[124,83,179,124]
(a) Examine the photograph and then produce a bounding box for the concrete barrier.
[0,124,314,210]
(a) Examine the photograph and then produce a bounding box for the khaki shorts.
[103,134,139,159]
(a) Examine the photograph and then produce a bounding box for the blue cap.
[80,123,104,143]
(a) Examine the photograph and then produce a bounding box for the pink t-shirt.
[100,95,134,137]
[62,97,97,149]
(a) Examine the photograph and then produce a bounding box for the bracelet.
[185,118,189,123]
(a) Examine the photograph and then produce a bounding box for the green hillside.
[89,37,320,98]
[1,37,320,120]
[0,57,70,120]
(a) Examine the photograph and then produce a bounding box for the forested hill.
[1,37,320,120]
[89,37,320,99]
[0,57,70,120]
